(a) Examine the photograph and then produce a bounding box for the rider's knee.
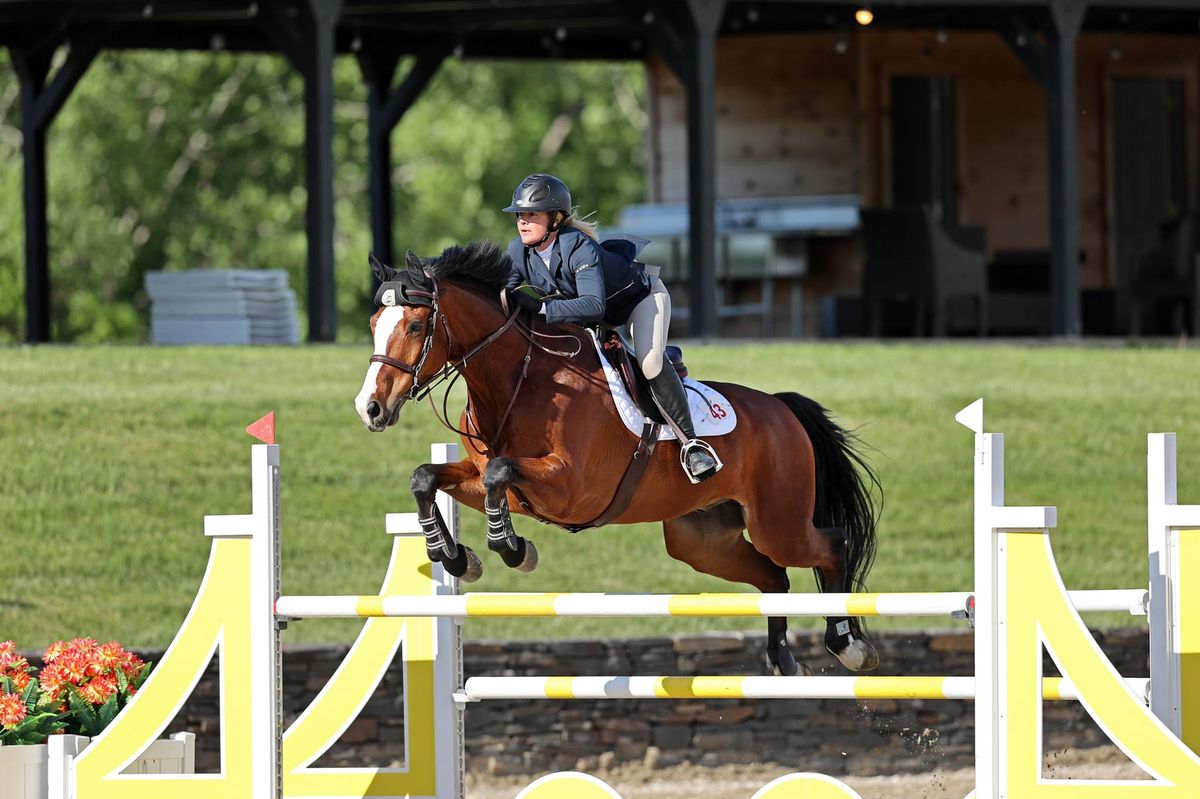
[640,349,665,379]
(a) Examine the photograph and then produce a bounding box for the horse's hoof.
[767,645,799,677]
[832,638,879,672]
[459,546,483,583]
[517,539,538,572]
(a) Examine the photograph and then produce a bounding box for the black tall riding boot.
[647,370,722,483]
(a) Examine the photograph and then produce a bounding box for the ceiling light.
[855,7,874,26]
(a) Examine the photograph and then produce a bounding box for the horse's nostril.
[366,400,381,420]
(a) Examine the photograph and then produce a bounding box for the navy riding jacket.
[505,228,651,327]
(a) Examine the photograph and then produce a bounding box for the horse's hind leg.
[663,503,802,677]
[744,502,879,673]
[481,457,539,572]
[411,459,484,582]
[810,526,879,671]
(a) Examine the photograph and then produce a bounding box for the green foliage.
[65,687,125,738]
[0,50,646,342]
[0,677,67,746]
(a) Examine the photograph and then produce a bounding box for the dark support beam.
[618,0,690,81]
[359,52,443,277]
[682,0,725,338]
[994,10,1048,87]
[621,0,723,337]
[11,36,99,343]
[256,0,342,342]
[361,52,400,274]
[302,0,342,343]
[1046,0,1086,337]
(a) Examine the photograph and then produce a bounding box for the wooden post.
[10,38,98,343]
[302,0,343,343]
[682,0,725,338]
[1045,0,1086,337]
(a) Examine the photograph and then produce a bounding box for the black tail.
[774,392,881,594]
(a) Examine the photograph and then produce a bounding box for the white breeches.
[624,277,672,379]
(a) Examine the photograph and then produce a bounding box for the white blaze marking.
[354,305,407,424]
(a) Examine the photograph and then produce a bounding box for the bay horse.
[354,243,881,675]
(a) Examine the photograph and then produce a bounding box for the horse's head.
[354,250,449,432]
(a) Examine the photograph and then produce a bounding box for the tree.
[0,49,646,343]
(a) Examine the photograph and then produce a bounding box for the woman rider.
[502,173,722,484]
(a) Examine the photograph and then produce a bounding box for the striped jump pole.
[275,588,1147,620]
[457,675,1151,703]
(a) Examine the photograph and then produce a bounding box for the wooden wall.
[646,29,1200,296]
[647,33,858,201]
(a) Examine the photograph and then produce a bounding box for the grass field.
[2,342,1197,650]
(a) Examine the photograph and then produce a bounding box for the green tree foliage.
[0,49,646,342]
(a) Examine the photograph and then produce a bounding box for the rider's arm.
[505,239,529,290]
[541,237,606,325]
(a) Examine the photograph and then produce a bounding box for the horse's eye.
[407,321,424,334]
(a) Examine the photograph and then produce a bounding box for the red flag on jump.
[246,412,276,444]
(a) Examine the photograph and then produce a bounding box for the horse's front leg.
[481,455,568,572]
[411,458,484,582]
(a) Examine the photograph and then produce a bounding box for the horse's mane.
[428,241,511,295]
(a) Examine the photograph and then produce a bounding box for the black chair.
[1130,212,1199,336]
[860,206,988,336]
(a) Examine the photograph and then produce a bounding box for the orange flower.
[78,673,117,706]
[0,652,29,676]
[0,692,26,728]
[0,641,14,656]
[42,640,68,663]
[38,663,67,702]
[6,670,31,692]
[57,653,88,683]
[96,642,126,670]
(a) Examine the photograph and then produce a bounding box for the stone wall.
[39,627,1149,776]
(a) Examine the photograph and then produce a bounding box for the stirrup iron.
[680,439,723,484]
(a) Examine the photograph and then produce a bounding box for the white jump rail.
[275,587,1147,619]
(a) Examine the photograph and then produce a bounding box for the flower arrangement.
[0,639,152,746]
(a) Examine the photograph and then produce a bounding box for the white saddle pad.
[591,332,737,441]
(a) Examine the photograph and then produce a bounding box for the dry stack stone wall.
[39,628,1147,776]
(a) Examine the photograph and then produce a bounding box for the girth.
[510,419,659,533]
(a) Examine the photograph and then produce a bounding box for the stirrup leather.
[679,439,723,484]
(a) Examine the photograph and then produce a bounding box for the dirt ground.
[464,747,1146,799]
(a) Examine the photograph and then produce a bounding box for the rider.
[502,172,722,484]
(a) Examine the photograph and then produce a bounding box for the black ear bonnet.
[369,251,434,308]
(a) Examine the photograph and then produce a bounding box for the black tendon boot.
[647,369,722,483]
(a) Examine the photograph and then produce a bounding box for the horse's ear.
[369,252,397,283]
[404,249,430,284]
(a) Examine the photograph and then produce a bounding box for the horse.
[354,242,881,676]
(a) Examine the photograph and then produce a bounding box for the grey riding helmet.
[503,174,572,217]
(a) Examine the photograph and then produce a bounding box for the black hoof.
[497,537,527,569]
[767,643,799,677]
[496,537,538,572]
[438,544,483,582]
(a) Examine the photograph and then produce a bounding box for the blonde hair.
[562,207,599,240]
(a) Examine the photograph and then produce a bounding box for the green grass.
[2,342,1197,650]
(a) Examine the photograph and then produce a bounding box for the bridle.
[368,282,445,404]
[368,277,581,448]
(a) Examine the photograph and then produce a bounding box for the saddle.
[598,330,688,424]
